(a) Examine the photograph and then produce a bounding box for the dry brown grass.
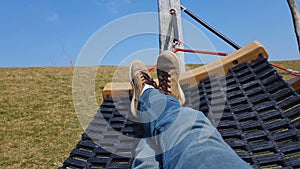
[0,60,299,168]
[0,66,116,168]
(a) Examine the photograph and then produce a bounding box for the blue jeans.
[132,89,252,169]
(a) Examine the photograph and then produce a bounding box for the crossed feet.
[129,51,185,117]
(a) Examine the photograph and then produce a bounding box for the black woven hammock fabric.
[60,56,300,169]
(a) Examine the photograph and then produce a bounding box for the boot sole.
[129,62,138,118]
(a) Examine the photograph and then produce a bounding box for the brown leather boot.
[129,60,157,117]
[157,51,185,105]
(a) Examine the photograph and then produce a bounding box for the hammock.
[60,42,300,169]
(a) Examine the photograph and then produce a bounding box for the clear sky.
[1,0,300,67]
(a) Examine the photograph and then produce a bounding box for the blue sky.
[1,0,300,67]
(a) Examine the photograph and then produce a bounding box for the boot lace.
[157,69,171,95]
[140,71,157,88]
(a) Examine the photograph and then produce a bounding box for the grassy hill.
[0,60,300,168]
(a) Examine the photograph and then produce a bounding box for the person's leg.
[129,58,252,169]
[137,88,252,169]
[131,138,160,169]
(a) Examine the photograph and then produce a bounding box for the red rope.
[271,63,300,77]
[271,63,287,71]
[148,64,157,72]
[173,48,227,56]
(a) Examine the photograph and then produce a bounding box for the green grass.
[0,60,299,168]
